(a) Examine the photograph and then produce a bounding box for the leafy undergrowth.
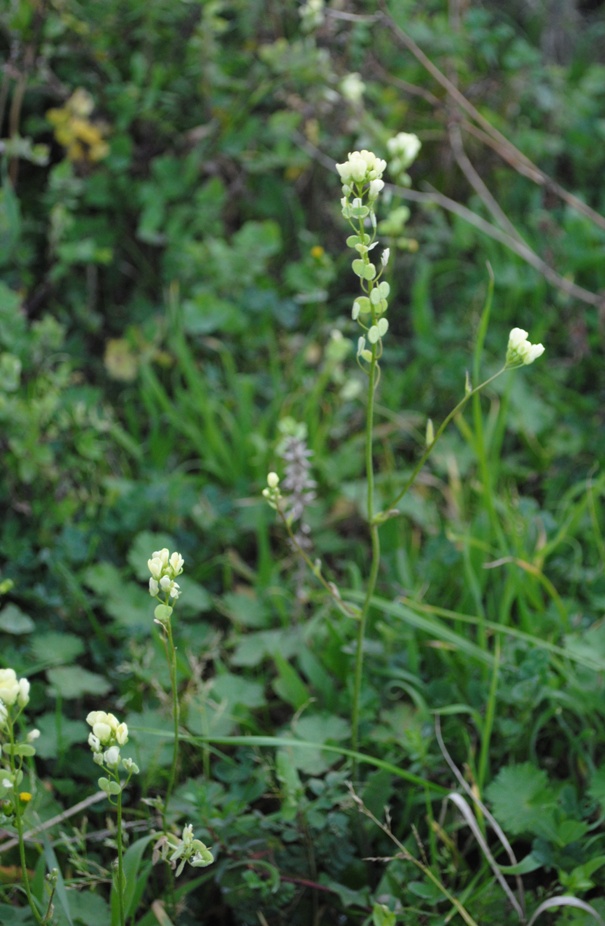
[2,0,605,923]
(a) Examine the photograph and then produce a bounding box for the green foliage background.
[2,0,605,923]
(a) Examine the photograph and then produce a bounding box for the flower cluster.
[299,0,324,32]
[277,420,317,525]
[153,823,214,877]
[262,471,282,509]
[335,149,394,370]
[340,72,365,105]
[336,149,387,208]
[505,328,545,367]
[0,670,38,821]
[46,88,109,163]
[148,549,184,600]
[86,710,138,796]
[387,132,422,186]
[0,668,30,710]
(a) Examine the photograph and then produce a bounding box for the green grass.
[2,0,605,923]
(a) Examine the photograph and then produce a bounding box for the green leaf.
[499,852,546,875]
[211,672,265,711]
[284,712,350,775]
[34,713,87,760]
[42,832,75,926]
[0,603,35,634]
[560,856,605,893]
[31,632,85,667]
[53,890,109,926]
[589,766,605,813]
[408,879,444,904]
[272,651,310,710]
[485,762,557,838]
[276,749,303,820]
[372,903,397,926]
[178,578,212,615]
[231,629,299,667]
[2,743,36,757]
[46,666,112,699]
[107,583,153,629]
[121,834,156,921]
[154,604,173,623]
[220,590,269,628]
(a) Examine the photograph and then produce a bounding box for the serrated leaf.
[0,604,35,634]
[485,762,557,837]
[46,666,112,699]
[34,713,87,760]
[284,713,350,775]
[31,632,85,667]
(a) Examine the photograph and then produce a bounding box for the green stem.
[276,507,359,618]
[116,790,125,926]
[8,720,43,926]
[164,620,180,814]
[384,367,507,514]
[351,345,380,760]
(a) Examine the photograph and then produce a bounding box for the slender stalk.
[7,720,43,926]
[351,345,381,759]
[384,367,507,514]
[115,790,125,926]
[14,801,43,925]
[162,620,180,814]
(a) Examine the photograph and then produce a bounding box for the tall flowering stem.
[335,150,392,758]
[0,670,44,925]
[333,150,546,760]
[148,548,185,821]
[86,710,139,926]
[264,141,546,774]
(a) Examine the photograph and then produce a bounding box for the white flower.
[104,745,121,768]
[168,824,214,877]
[92,721,112,744]
[148,548,185,599]
[0,668,21,706]
[86,710,122,746]
[147,550,167,579]
[387,132,422,169]
[300,0,324,31]
[17,678,30,708]
[368,178,384,201]
[340,72,365,104]
[506,327,545,366]
[27,728,40,743]
[336,150,387,189]
[263,472,282,509]
[116,722,129,745]
[122,757,139,774]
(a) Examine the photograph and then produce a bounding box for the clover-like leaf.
[485,762,557,838]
